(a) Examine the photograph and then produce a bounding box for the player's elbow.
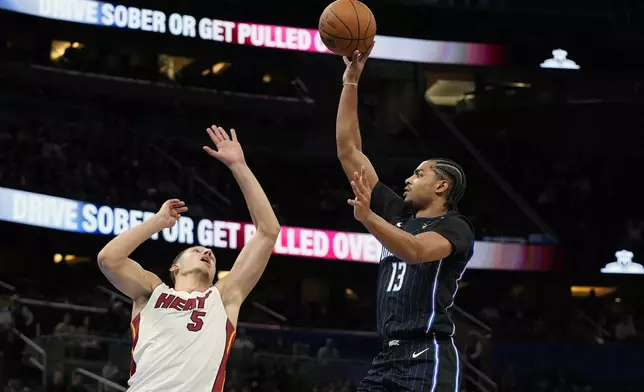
[97,251,123,270]
[336,144,358,160]
[96,250,109,266]
[257,223,281,241]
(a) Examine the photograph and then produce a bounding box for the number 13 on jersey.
[386,262,407,292]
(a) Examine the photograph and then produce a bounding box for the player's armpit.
[216,229,279,325]
[337,147,379,191]
[97,256,161,301]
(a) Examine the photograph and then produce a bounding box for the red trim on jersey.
[129,313,141,378]
[211,319,237,392]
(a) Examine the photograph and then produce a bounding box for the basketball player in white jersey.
[97,126,280,391]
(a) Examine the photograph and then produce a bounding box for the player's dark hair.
[432,158,466,211]
[169,249,187,284]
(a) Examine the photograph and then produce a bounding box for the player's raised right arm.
[97,200,186,300]
[336,45,379,191]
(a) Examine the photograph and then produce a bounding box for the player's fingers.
[207,127,220,143]
[218,127,231,141]
[365,41,375,58]
[354,171,366,191]
[343,56,350,66]
[230,129,238,142]
[213,127,224,143]
[351,180,364,198]
[214,127,226,142]
[350,180,358,194]
[175,207,188,213]
[359,167,371,188]
[353,173,364,193]
[357,177,369,195]
[166,199,180,207]
[351,50,359,63]
[347,199,356,206]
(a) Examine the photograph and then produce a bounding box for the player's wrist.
[343,80,359,87]
[359,210,377,224]
[148,214,170,231]
[227,161,248,171]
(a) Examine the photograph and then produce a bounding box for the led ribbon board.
[0,0,505,66]
[0,186,554,270]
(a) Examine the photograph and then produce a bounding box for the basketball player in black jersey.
[337,46,474,391]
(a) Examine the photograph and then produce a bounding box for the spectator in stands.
[232,328,255,352]
[0,302,12,330]
[100,361,121,392]
[9,295,34,337]
[76,316,100,359]
[465,331,484,369]
[231,328,255,366]
[53,313,75,336]
[272,335,289,354]
[48,365,66,392]
[69,373,85,392]
[615,314,637,342]
[316,338,338,364]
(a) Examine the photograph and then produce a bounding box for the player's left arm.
[361,213,472,263]
[349,167,472,263]
[217,163,280,324]
[203,126,280,325]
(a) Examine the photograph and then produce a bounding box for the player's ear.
[436,179,449,194]
[169,263,180,273]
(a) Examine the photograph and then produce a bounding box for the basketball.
[318,0,377,57]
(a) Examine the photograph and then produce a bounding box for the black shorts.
[357,336,462,392]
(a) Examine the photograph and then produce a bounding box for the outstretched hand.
[203,125,246,168]
[156,199,188,229]
[342,41,375,85]
[348,166,374,222]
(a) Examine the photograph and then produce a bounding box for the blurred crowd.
[2,271,643,391]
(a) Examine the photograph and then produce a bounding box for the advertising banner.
[0,187,555,270]
[0,0,505,66]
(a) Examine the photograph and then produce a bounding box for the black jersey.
[370,181,474,340]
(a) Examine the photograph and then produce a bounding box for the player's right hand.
[342,41,375,85]
[156,199,188,229]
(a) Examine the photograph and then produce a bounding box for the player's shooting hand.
[156,199,188,229]
[203,125,246,168]
[348,166,373,222]
[342,41,375,85]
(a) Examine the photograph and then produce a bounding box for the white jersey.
[128,283,236,392]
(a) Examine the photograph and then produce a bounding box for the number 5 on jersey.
[386,262,407,292]
[187,311,206,332]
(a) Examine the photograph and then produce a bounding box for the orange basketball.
[318,0,376,57]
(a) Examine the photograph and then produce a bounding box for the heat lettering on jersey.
[154,291,212,312]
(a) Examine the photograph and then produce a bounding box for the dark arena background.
[1,0,644,391]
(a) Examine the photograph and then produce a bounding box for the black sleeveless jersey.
[370,181,474,340]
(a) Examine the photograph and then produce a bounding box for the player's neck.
[413,202,448,219]
[174,276,211,293]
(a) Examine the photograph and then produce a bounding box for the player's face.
[175,246,216,282]
[403,161,448,209]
